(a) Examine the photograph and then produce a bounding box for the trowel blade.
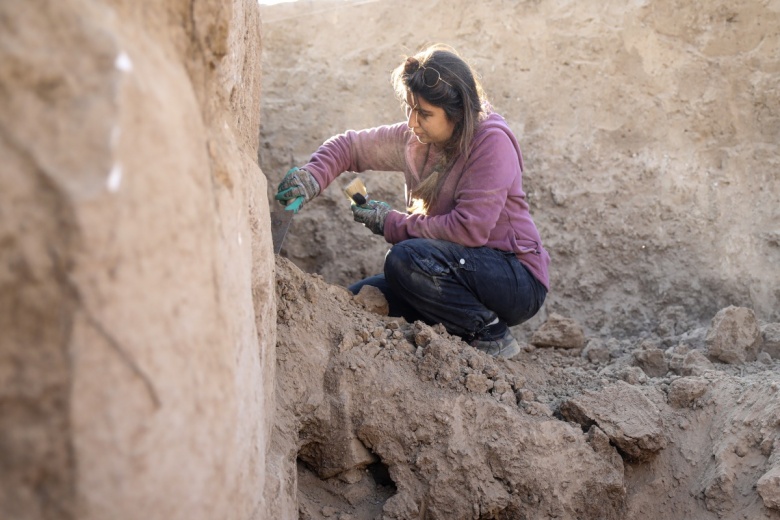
[270,210,294,254]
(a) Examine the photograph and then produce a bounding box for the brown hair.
[391,44,488,212]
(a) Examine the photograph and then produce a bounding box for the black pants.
[349,238,547,338]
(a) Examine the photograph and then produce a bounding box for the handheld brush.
[344,177,368,206]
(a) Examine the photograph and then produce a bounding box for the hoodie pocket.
[510,234,540,255]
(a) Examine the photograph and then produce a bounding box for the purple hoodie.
[303,112,550,290]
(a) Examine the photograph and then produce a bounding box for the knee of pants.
[383,242,414,287]
[384,239,426,288]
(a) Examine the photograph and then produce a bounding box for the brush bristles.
[344,178,368,205]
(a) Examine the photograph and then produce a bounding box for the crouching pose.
[275,44,550,359]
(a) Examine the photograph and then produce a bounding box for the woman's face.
[405,92,455,146]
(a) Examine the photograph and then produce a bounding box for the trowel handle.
[284,196,305,213]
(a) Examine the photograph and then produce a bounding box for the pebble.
[735,443,749,457]
[468,355,485,371]
[516,389,535,402]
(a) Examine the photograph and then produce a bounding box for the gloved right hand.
[275,167,321,212]
[351,200,392,236]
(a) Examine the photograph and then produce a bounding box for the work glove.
[275,167,321,212]
[351,200,392,236]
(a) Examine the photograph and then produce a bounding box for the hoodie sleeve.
[383,128,521,246]
[302,123,409,190]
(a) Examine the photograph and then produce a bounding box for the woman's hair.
[391,44,488,212]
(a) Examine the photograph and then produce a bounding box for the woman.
[275,44,549,359]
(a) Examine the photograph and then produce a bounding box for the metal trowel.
[270,196,304,254]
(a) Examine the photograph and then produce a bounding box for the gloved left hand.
[275,167,321,213]
[351,200,392,236]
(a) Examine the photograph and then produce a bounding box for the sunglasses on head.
[419,65,453,88]
[405,58,453,88]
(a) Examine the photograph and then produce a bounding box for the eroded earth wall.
[259,0,780,338]
[0,1,275,519]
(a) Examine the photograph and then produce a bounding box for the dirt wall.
[0,1,275,518]
[259,0,780,339]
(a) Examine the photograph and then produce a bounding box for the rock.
[762,323,780,359]
[668,345,715,376]
[758,352,773,365]
[412,322,437,347]
[299,436,378,480]
[560,381,668,461]
[667,344,690,375]
[757,465,780,510]
[583,338,611,364]
[607,338,627,359]
[498,390,517,405]
[515,389,535,402]
[682,350,715,376]
[492,379,513,396]
[468,354,485,372]
[465,373,492,393]
[675,327,708,350]
[587,425,624,470]
[338,469,364,484]
[705,306,762,364]
[353,285,389,315]
[618,366,649,385]
[417,338,463,385]
[633,347,669,378]
[382,491,420,519]
[531,313,585,349]
[523,401,554,417]
[667,377,708,408]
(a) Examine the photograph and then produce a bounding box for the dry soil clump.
[272,257,780,520]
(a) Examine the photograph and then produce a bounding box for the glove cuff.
[298,167,321,199]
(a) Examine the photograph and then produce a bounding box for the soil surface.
[273,256,780,519]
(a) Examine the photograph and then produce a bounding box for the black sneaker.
[469,328,521,359]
